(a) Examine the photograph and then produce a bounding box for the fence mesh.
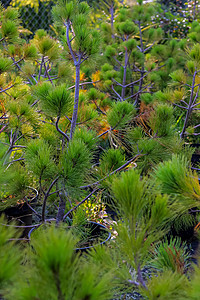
[0,0,200,38]
[0,0,55,35]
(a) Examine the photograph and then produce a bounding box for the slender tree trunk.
[134,68,145,106]
[42,177,59,222]
[121,47,128,100]
[134,21,145,107]
[180,71,196,139]
[110,2,115,39]
[70,62,80,139]
[56,191,67,224]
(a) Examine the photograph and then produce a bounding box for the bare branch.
[63,188,99,220]
[80,153,144,189]
[111,85,123,102]
[55,116,69,142]
[64,21,77,63]
[67,80,100,90]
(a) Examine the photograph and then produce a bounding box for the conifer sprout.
[7,225,114,300]
[149,236,191,274]
[111,168,173,289]
[3,1,200,299]
[154,154,200,204]
[154,40,200,139]
[126,103,184,174]
[0,216,22,299]
[100,0,173,105]
[52,0,101,139]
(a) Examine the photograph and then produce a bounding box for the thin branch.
[93,100,107,116]
[10,56,34,85]
[45,76,58,82]
[192,85,200,107]
[113,56,123,67]
[55,116,69,142]
[38,56,44,81]
[43,60,54,86]
[0,223,41,228]
[180,70,197,139]
[48,189,62,197]
[67,80,100,90]
[80,153,144,189]
[26,201,42,218]
[193,124,200,129]
[173,103,188,110]
[5,157,24,165]
[97,129,110,139]
[15,134,24,144]
[69,35,76,42]
[0,85,14,93]
[31,100,39,107]
[124,83,153,102]
[42,176,60,222]
[11,145,26,148]
[81,56,89,64]
[63,188,99,220]
[144,42,155,53]
[128,280,140,286]
[12,58,23,66]
[192,101,200,108]
[111,85,123,101]
[65,115,72,123]
[76,117,92,125]
[180,99,188,106]
[65,21,77,63]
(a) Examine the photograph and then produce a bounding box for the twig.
[111,85,123,101]
[42,176,60,222]
[80,153,144,189]
[55,116,69,142]
[43,59,54,86]
[0,85,14,93]
[26,201,42,218]
[38,56,44,81]
[180,70,197,139]
[63,188,99,220]
[67,80,101,90]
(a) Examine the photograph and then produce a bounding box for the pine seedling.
[184,261,200,299]
[154,154,200,209]
[100,0,166,105]
[52,0,101,139]
[8,224,114,300]
[126,102,182,173]
[142,270,188,300]
[33,82,73,141]
[155,41,200,139]
[99,148,125,174]
[149,103,174,137]
[149,237,191,274]
[25,139,56,180]
[60,138,92,189]
[107,101,136,129]
[111,168,173,290]
[0,216,21,299]
[93,0,120,37]
[73,127,97,152]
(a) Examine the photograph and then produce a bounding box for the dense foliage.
[1,0,200,299]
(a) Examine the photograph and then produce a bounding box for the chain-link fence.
[1,0,200,38]
[1,0,55,35]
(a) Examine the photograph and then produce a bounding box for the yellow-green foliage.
[0,216,22,297]
[10,0,53,13]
